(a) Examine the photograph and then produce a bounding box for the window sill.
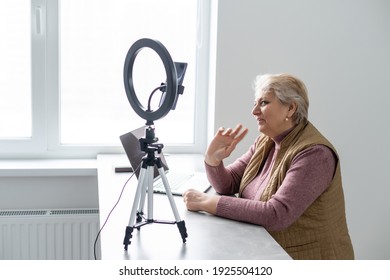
[0,159,97,177]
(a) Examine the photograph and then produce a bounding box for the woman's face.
[252,91,294,138]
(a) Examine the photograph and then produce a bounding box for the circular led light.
[123,38,177,123]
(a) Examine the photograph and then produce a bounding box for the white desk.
[97,154,291,260]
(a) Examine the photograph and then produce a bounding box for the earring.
[285,117,289,121]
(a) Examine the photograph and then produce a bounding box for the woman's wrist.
[204,153,221,167]
[203,195,220,215]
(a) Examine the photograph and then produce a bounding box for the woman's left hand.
[183,189,220,215]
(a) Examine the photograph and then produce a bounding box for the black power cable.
[93,163,141,260]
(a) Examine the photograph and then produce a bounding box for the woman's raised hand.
[205,124,248,166]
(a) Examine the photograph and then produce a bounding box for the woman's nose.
[252,104,260,116]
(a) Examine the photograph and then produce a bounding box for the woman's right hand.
[205,124,248,166]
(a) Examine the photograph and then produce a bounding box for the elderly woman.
[183,73,354,260]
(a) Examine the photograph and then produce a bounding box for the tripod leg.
[177,220,188,243]
[123,226,134,251]
[123,167,147,250]
[137,169,149,224]
[157,167,188,243]
[146,166,154,221]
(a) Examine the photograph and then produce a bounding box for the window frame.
[0,0,212,159]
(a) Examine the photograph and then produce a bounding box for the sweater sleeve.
[204,142,256,195]
[215,145,337,231]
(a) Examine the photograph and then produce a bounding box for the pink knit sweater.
[205,131,336,231]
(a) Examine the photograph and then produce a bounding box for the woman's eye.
[260,101,268,106]
[254,100,269,107]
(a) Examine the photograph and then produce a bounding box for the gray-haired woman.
[183,73,354,260]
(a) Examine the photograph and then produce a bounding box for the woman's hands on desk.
[183,189,219,215]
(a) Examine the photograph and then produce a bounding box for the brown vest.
[240,122,354,259]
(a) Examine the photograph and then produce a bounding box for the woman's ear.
[288,102,297,118]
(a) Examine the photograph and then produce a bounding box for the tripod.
[123,126,188,250]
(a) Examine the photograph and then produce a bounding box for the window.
[0,1,31,139]
[0,0,212,158]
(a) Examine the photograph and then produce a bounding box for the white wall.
[212,0,390,259]
[0,176,98,210]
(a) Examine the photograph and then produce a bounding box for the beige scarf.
[238,122,308,198]
[238,136,274,196]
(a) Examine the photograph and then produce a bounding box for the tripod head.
[139,124,164,155]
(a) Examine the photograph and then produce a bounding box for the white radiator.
[0,208,101,260]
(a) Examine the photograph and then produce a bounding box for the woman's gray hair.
[253,73,309,124]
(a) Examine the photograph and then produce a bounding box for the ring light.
[123,38,178,123]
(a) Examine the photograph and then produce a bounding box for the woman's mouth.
[257,118,265,125]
